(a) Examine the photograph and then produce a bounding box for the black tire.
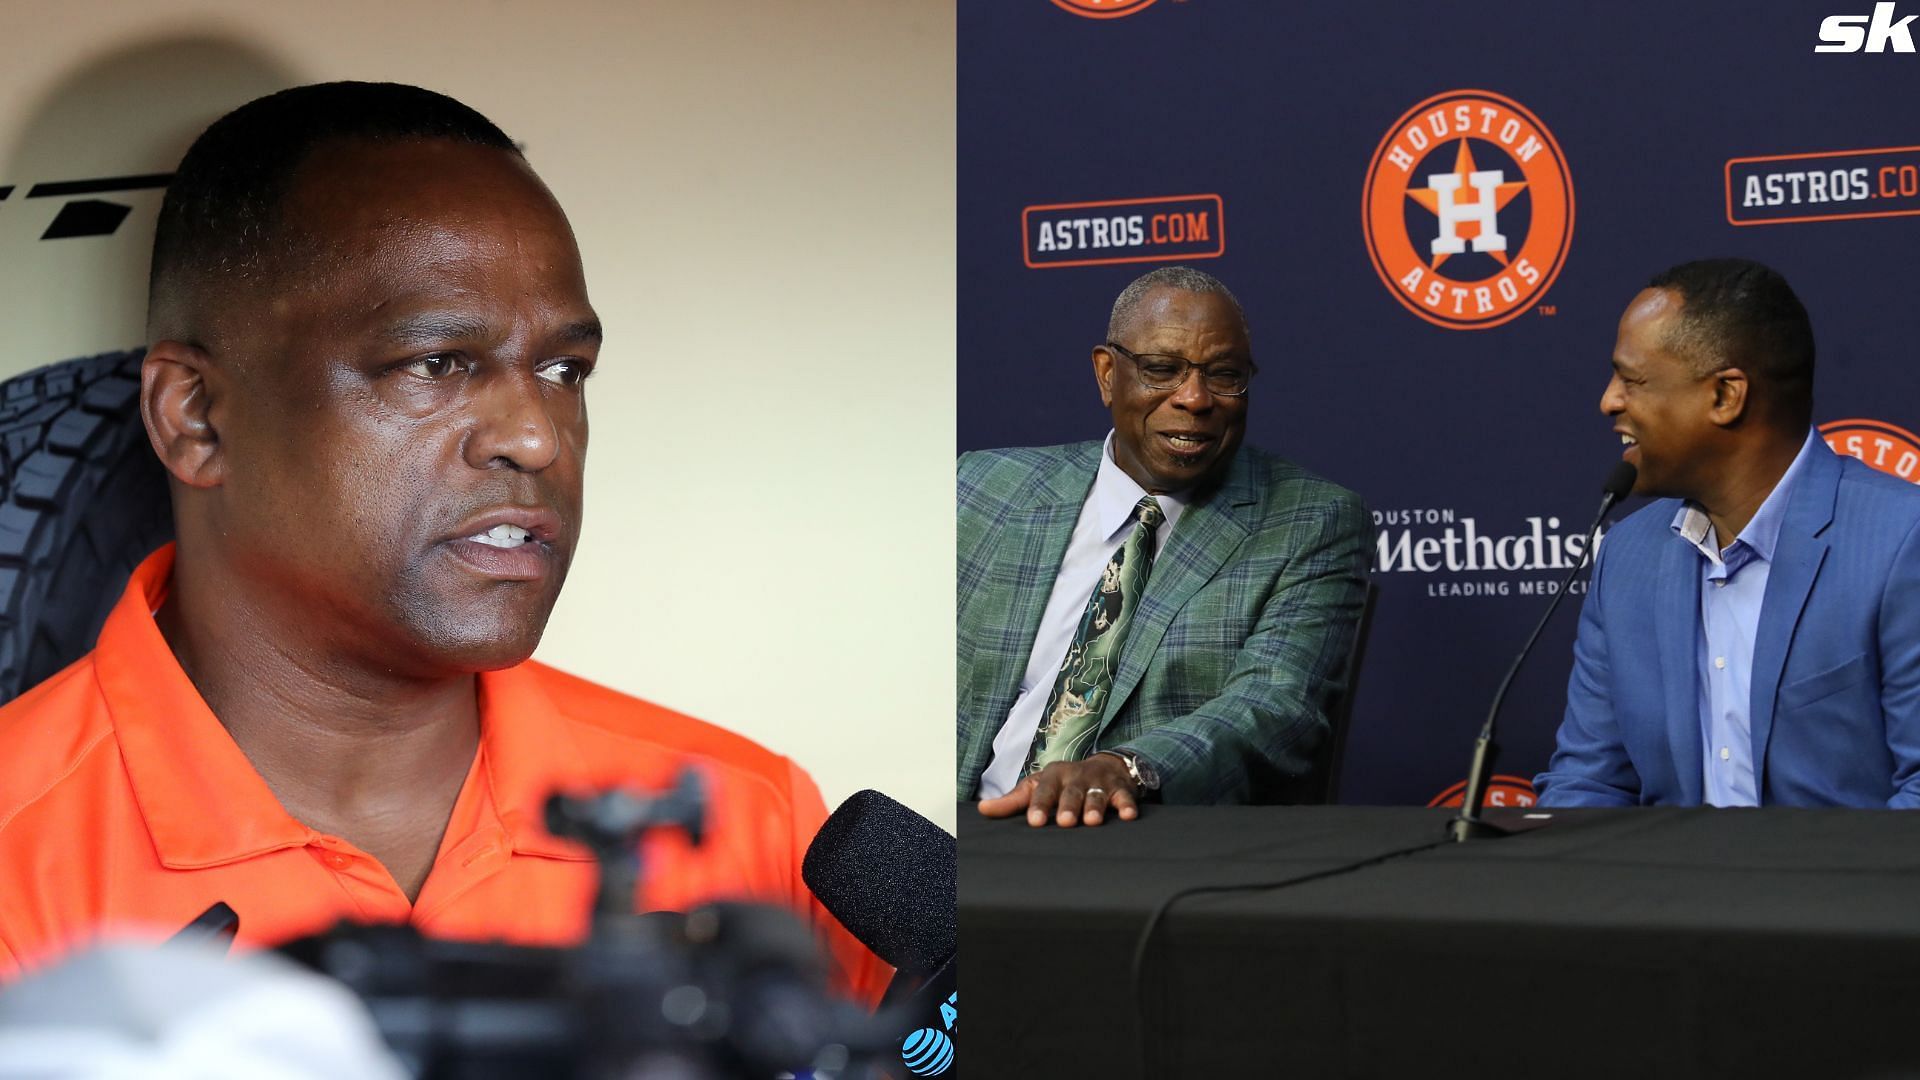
[0,349,174,703]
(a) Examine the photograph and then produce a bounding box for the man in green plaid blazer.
[959,268,1372,824]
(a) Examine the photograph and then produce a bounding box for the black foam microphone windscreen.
[802,790,956,977]
[1603,460,1638,500]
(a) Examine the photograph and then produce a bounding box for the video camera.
[268,770,905,1079]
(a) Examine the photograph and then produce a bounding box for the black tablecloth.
[960,804,1920,1078]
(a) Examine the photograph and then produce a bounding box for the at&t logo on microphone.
[900,990,957,1075]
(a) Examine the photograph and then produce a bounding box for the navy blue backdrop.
[959,1,1920,806]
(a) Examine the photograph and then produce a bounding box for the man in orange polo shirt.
[0,82,887,1001]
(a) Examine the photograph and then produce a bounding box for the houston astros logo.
[1429,774,1536,810]
[1051,0,1158,18]
[1363,90,1574,330]
[1822,419,1920,483]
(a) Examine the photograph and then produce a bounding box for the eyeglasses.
[1104,342,1255,397]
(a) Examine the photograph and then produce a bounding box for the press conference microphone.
[802,790,957,1076]
[802,790,955,988]
[168,901,240,952]
[1450,460,1636,842]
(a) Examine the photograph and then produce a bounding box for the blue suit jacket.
[1537,447,1920,807]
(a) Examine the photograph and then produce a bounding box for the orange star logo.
[1406,139,1528,270]
[1363,90,1574,330]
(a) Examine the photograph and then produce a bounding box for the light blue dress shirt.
[1668,428,1824,806]
[977,433,1186,799]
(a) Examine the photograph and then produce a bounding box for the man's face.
[1601,287,1718,499]
[205,138,599,673]
[1092,287,1251,494]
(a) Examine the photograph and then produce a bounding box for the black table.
[960,804,1920,1078]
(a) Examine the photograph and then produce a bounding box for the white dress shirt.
[977,433,1186,799]
[1668,427,1822,806]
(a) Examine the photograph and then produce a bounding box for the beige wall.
[0,1,955,828]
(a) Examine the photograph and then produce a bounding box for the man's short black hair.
[1647,257,1815,424]
[149,81,519,326]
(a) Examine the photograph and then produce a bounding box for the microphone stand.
[1450,463,1635,842]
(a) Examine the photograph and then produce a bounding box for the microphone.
[802,790,957,1076]
[1450,461,1636,842]
[168,901,240,952]
[802,790,955,982]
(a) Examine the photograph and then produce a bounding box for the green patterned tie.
[1028,495,1166,773]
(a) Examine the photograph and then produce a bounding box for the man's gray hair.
[1107,265,1248,341]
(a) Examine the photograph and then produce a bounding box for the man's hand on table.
[977,754,1139,827]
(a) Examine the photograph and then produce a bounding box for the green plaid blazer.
[957,441,1372,804]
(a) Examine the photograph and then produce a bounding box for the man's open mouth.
[467,523,535,549]
[1162,432,1216,455]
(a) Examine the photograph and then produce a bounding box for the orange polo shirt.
[0,545,888,1002]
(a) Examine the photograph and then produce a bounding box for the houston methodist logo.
[1363,90,1574,330]
[1822,419,1920,483]
[1372,505,1603,599]
[1051,0,1158,17]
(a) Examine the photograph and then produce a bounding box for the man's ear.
[141,341,225,488]
[1092,345,1116,408]
[1708,366,1750,427]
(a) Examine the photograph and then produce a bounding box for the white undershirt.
[977,434,1186,799]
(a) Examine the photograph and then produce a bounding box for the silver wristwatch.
[1098,749,1161,794]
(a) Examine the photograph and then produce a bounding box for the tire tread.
[0,349,174,702]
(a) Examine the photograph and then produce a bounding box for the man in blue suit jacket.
[1537,258,1920,808]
